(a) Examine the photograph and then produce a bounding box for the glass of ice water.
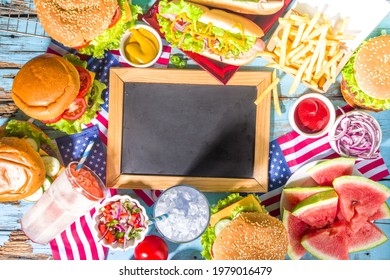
[153,185,210,243]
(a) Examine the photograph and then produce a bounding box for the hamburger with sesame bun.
[340,34,390,112]
[34,0,142,58]
[200,193,288,260]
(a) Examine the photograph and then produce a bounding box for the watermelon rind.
[292,190,338,229]
[307,157,356,186]
[348,222,389,253]
[283,208,310,260]
[333,176,390,223]
[282,186,333,212]
[369,202,390,221]
[301,221,349,260]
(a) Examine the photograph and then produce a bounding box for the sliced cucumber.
[214,218,231,237]
[25,137,40,152]
[42,176,53,192]
[41,155,61,177]
[23,186,44,202]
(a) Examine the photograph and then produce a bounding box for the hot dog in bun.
[12,53,106,135]
[201,193,288,260]
[189,0,284,15]
[157,0,265,66]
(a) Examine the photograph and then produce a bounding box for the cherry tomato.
[134,235,169,260]
[73,41,91,50]
[41,113,63,124]
[75,66,92,98]
[108,6,121,28]
[62,97,86,121]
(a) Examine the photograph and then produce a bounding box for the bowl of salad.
[93,195,149,251]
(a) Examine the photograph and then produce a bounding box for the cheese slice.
[209,194,264,227]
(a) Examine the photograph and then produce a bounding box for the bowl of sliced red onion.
[93,195,149,251]
[328,110,382,160]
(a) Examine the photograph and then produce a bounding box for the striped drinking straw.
[145,213,170,226]
[76,139,95,171]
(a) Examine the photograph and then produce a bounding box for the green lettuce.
[5,119,59,156]
[342,41,390,111]
[157,0,257,57]
[78,0,143,58]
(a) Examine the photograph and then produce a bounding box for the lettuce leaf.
[210,193,243,214]
[342,41,390,111]
[78,0,143,58]
[200,226,216,260]
[63,53,87,68]
[5,120,59,156]
[157,0,257,57]
[46,79,106,135]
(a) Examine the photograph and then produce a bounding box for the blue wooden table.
[0,0,389,260]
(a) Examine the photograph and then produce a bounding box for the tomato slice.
[41,114,63,124]
[98,223,107,235]
[62,97,87,121]
[75,66,92,98]
[108,6,121,28]
[73,41,91,50]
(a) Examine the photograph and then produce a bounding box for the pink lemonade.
[21,162,106,245]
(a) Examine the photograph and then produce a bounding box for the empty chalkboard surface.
[107,68,272,193]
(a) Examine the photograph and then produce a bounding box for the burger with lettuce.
[0,120,63,202]
[340,34,390,111]
[201,193,288,260]
[12,53,106,134]
[34,0,142,58]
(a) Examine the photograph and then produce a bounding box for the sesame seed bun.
[212,212,288,260]
[34,0,118,47]
[353,35,390,100]
[0,137,46,202]
[11,53,80,121]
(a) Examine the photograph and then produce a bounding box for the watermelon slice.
[292,190,338,229]
[301,221,349,260]
[348,221,388,253]
[283,209,312,260]
[333,176,390,224]
[282,186,333,212]
[307,157,355,186]
[369,203,390,221]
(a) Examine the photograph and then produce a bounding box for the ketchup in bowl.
[289,93,335,139]
[294,98,330,133]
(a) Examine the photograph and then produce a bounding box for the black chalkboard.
[121,82,258,178]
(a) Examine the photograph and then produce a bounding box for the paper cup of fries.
[262,8,355,94]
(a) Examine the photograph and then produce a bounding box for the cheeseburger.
[0,120,62,202]
[12,53,106,134]
[201,193,288,260]
[340,34,390,111]
[34,0,142,58]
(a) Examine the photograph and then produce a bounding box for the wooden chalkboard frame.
[107,68,271,193]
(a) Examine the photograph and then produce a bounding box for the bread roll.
[0,137,46,202]
[189,0,284,15]
[12,53,80,120]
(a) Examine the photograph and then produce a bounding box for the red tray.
[143,0,292,84]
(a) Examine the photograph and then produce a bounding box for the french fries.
[263,9,355,94]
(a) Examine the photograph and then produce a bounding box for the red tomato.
[75,66,92,98]
[105,231,115,244]
[62,97,87,121]
[134,235,169,260]
[41,113,63,124]
[108,6,121,28]
[98,223,107,235]
[73,41,91,50]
